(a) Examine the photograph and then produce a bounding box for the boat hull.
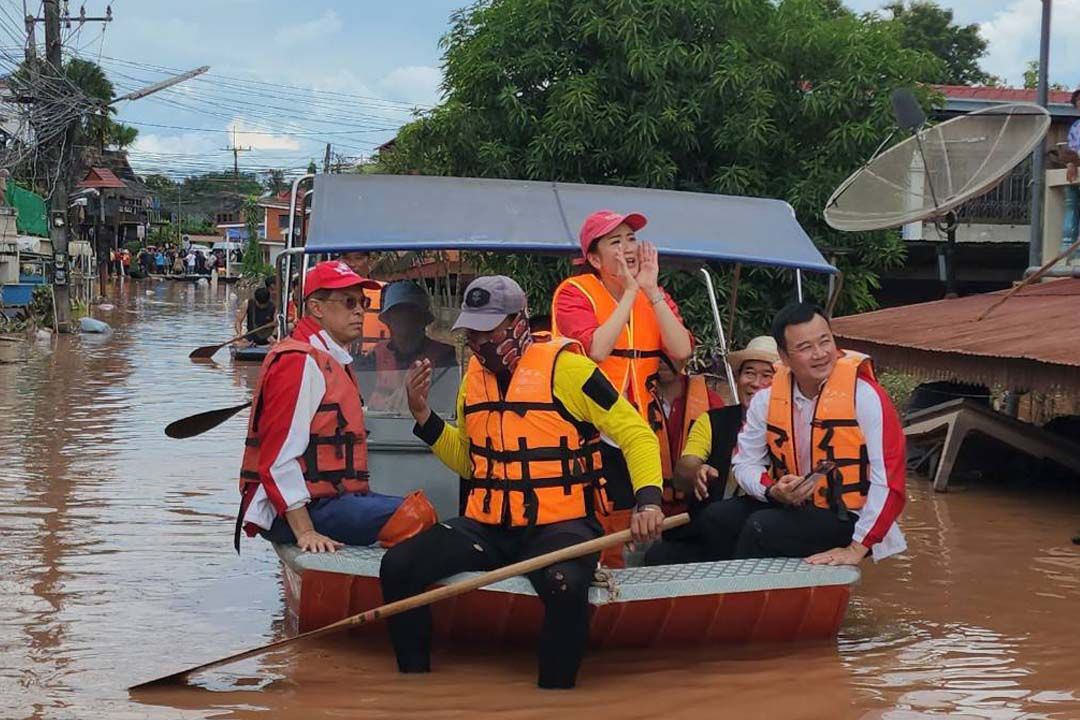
[231,344,270,362]
[276,545,857,647]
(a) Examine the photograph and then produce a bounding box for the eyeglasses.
[319,295,371,311]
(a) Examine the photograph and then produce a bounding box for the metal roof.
[303,174,836,273]
[832,279,1080,394]
[934,84,1079,118]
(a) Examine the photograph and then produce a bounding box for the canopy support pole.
[795,269,804,302]
[701,267,738,402]
[725,263,741,343]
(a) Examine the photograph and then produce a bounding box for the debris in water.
[79,317,111,334]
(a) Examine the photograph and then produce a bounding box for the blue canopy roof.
[304,174,835,273]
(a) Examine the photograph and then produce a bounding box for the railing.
[954,159,1033,225]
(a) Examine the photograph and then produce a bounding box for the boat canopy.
[304,174,836,273]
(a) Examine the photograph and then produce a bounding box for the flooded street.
[2,278,1079,720]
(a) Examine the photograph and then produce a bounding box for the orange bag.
[598,508,633,568]
[377,490,438,548]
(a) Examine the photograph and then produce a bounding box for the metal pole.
[700,267,739,402]
[1029,0,1052,268]
[44,0,71,332]
[795,269,803,302]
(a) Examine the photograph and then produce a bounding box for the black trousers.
[695,496,856,560]
[379,516,601,689]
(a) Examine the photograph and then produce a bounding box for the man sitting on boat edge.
[382,275,664,689]
[697,302,906,566]
[234,260,437,554]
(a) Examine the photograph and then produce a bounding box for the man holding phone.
[697,302,907,566]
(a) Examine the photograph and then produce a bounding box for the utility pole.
[323,143,331,174]
[33,0,112,330]
[223,128,251,181]
[44,0,73,331]
[176,183,181,247]
[1029,0,1052,270]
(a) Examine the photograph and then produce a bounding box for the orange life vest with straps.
[236,338,370,549]
[551,273,662,421]
[360,282,388,354]
[461,337,610,527]
[765,351,875,514]
[647,374,710,513]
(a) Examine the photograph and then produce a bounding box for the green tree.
[307,160,318,174]
[240,196,272,278]
[379,0,939,346]
[265,169,287,194]
[884,1,993,86]
[1022,60,1067,91]
[62,58,139,151]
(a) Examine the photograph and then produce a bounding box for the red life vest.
[235,337,370,550]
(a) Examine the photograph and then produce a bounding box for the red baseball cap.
[577,209,647,258]
[303,260,380,298]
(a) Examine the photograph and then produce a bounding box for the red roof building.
[77,167,126,190]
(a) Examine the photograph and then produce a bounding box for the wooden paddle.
[130,512,690,690]
[164,401,252,439]
[976,241,1080,321]
[189,321,276,359]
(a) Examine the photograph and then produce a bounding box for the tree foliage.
[379,0,941,348]
[884,1,993,86]
[240,196,272,278]
[1022,60,1067,91]
[63,58,139,150]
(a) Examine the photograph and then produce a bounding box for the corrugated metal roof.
[832,279,1080,368]
[934,84,1074,105]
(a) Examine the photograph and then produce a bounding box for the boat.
[267,173,850,646]
[276,544,859,644]
[230,343,269,363]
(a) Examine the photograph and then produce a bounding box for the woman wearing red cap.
[234,260,436,555]
[551,210,693,566]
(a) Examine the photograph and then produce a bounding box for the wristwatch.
[764,485,775,503]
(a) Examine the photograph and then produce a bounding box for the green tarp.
[5,183,48,237]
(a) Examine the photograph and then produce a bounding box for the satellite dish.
[824,102,1051,232]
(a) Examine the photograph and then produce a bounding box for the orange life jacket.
[236,338,370,549]
[765,351,874,514]
[461,337,609,527]
[551,273,662,421]
[360,283,388,353]
[647,374,710,513]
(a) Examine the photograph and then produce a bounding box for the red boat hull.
[282,563,853,647]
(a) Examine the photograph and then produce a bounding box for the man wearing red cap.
[551,210,693,565]
[234,260,435,554]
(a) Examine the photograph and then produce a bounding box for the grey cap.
[379,280,433,321]
[452,275,527,332]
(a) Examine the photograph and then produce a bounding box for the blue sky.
[43,0,1076,179]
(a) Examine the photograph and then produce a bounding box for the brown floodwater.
[1,278,1079,720]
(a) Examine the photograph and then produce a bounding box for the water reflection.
[1,278,1078,720]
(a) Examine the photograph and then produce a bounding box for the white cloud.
[131,131,217,157]
[979,0,1080,87]
[274,10,343,47]
[378,65,442,106]
[227,118,302,151]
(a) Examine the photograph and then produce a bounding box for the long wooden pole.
[976,241,1079,321]
[130,512,690,690]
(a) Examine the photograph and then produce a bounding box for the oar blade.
[165,402,251,439]
[188,343,225,359]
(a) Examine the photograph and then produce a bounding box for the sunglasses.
[318,295,371,311]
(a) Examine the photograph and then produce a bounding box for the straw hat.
[727,335,780,373]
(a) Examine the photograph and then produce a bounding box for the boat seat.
[273,544,859,605]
